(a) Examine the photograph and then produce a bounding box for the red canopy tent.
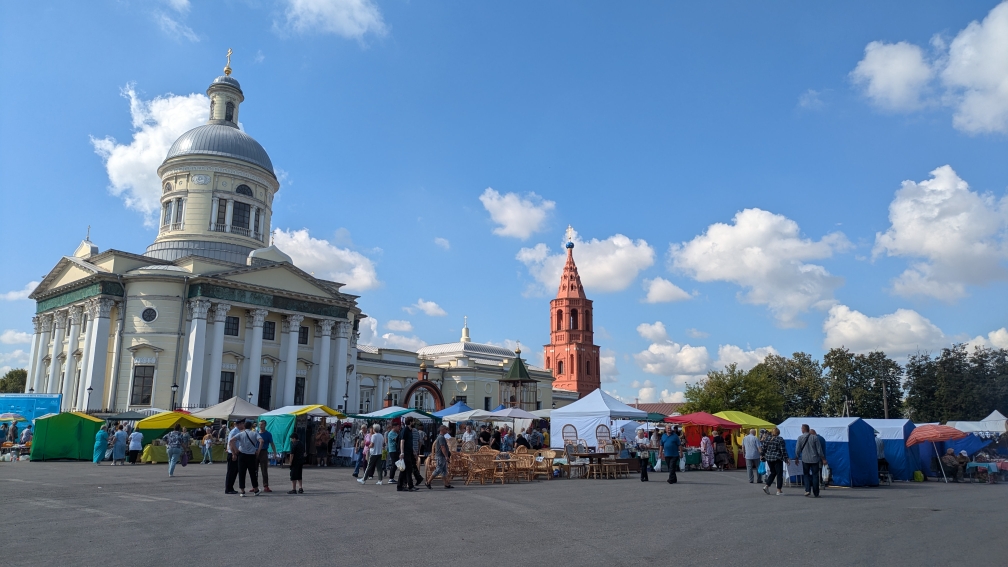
[665,412,741,448]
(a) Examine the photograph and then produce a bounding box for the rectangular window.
[130,365,155,405]
[298,325,309,345]
[224,316,240,336]
[294,377,305,405]
[232,201,251,229]
[263,321,275,341]
[175,199,184,224]
[216,199,227,225]
[219,371,235,403]
[484,396,492,411]
[536,401,542,410]
[163,201,173,227]
[455,396,467,405]
[253,209,260,235]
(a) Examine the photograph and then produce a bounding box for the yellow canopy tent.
[715,411,776,466]
[259,405,345,453]
[135,411,210,444]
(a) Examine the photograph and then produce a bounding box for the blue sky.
[3,1,1008,403]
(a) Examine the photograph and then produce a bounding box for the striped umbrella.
[905,424,967,447]
[0,413,27,423]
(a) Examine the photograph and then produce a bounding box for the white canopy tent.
[948,410,1007,434]
[549,389,647,448]
[192,396,264,421]
[441,409,494,423]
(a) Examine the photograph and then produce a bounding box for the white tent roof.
[487,407,538,421]
[948,410,1007,434]
[192,396,264,421]
[442,409,493,423]
[530,409,552,419]
[863,418,913,440]
[261,405,333,417]
[550,389,647,420]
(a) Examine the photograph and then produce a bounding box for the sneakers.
[240,492,246,497]
[804,492,811,497]
[357,478,366,484]
[297,488,303,494]
[287,490,297,494]
[225,490,238,495]
[762,485,770,495]
[776,491,783,496]
[376,481,382,485]
[263,487,272,493]
[252,488,260,496]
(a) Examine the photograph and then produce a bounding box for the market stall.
[863,418,921,481]
[778,417,879,487]
[135,411,210,445]
[714,411,776,467]
[432,401,473,419]
[192,396,265,421]
[29,412,105,461]
[549,389,647,448]
[260,405,345,454]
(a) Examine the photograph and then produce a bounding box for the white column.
[106,311,124,411]
[24,316,41,393]
[282,314,304,407]
[32,315,52,393]
[47,310,68,394]
[76,310,95,409]
[348,329,359,412]
[316,320,334,406]
[181,299,211,408]
[83,298,115,411]
[245,309,268,407]
[224,199,234,232]
[206,302,231,405]
[332,321,350,410]
[61,306,83,410]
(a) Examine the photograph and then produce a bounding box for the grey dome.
[211,75,242,92]
[163,124,274,174]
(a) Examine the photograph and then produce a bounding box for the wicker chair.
[461,440,477,453]
[562,425,578,445]
[478,445,495,454]
[532,449,555,480]
[465,454,495,485]
[512,453,535,482]
[514,445,528,454]
[595,424,611,445]
[564,443,588,479]
[449,452,469,482]
[492,453,519,484]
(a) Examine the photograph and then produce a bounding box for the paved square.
[3,461,1002,566]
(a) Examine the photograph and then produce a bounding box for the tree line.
[683,345,1008,424]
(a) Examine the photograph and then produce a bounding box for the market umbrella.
[0,412,28,423]
[432,401,473,418]
[906,424,968,484]
[107,411,147,421]
[192,396,266,421]
[664,412,740,429]
[441,409,494,423]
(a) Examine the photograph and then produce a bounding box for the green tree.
[683,363,784,423]
[763,352,826,419]
[0,368,27,393]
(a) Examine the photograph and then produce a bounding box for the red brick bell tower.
[544,227,601,398]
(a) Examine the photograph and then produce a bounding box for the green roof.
[502,353,532,382]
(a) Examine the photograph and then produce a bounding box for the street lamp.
[343,392,348,413]
[365,398,370,413]
[170,382,179,411]
[552,401,556,409]
[86,386,93,410]
[247,391,253,404]
[28,388,34,394]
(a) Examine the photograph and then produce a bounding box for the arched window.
[585,310,591,331]
[225,101,235,122]
[209,99,215,119]
[570,309,578,330]
[546,357,551,369]
[556,310,563,331]
[586,360,591,376]
[236,184,253,196]
[557,360,563,375]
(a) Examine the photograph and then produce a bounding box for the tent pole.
[934,443,948,484]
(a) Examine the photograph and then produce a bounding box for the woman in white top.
[635,429,651,482]
[127,429,144,465]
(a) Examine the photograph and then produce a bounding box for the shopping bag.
[181,449,189,467]
[395,458,406,471]
[105,448,113,460]
[757,461,766,475]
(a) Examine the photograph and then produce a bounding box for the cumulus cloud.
[798,88,826,110]
[1,281,38,301]
[0,330,32,345]
[631,380,685,404]
[686,328,709,339]
[968,328,1008,350]
[634,341,710,385]
[850,41,933,111]
[272,228,380,292]
[636,321,668,343]
[599,348,619,383]
[434,237,450,250]
[479,188,555,240]
[670,208,849,327]
[822,304,946,357]
[385,320,413,332]
[852,2,1008,133]
[713,344,778,371]
[380,333,427,351]
[357,317,426,351]
[281,0,387,41]
[403,299,446,317]
[91,85,208,225]
[873,165,1008,300]
[0,349,30,374]
[518,228,654,293]
[156,12,199,42]
[642,277,691,303]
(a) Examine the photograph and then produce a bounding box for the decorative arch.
[225,101,235,122]
[557,360,564,375]
[402,379,445,411]
[236,184,253,196]
[570,309,579,330]
[556,309,563,331]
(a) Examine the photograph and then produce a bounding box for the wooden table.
[569,452,616,478]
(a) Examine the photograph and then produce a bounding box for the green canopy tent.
[259,405,345,453]
[29,412,105,461]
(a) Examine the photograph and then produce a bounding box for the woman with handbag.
[635,429,651,482]
[93,425,109,465]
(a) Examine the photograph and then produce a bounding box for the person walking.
[795,424,826,497]
[288,432,305,494]
[761,427,789,496]
[352,425,367,477]
[397,417,418,492]
[93,424,109,465]
[743,429,763,483]
[660,425,682,484]
[426,424,454,489]
[163,425,185,477]
[386,419,400,484]
[257,420,276,493]
[127,427,144,465]
[111,424,128,465]
[230,419,262,497]
[635,428,651,482]
[201,429,214,464]
[224,420,242,494]
[315,424,330,467]
[359,423,386,485]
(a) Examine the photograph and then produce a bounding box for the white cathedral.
[22,60,558,414]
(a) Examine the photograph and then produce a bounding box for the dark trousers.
[802,462,821,496]
[128,449,140,464]
[257,450,270,488]
[665,456,678,483]
[225,453,238,492]
[746,458,762,483]
[387,451,399,481]
[237,452,259,491]
[639,456,649,481]
[363,454,384,481]
[413,454,424,484]
[398,453,417,489]
[764,460,784,490]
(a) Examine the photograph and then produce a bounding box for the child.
[288,432,305,494]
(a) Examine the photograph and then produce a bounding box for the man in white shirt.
[359,423,386,485]
[225,422,242,494]
[229,420,262,496]
[743,429,763,484]
[460,424,477,445]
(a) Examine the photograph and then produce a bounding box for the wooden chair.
[492,454,519,484]
[449,452,469,482]
[465,454,494,485]
[565,443,588,479]
[461,440,477,453]
[562,425,578,445]
[532,450,554,480]
[478,445,495,454]
[514,445,528,454]
[512,453,535,482]
[595,424,611,445]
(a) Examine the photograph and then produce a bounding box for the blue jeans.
[201,446,212,463]
[802,462,820,496]
[167,448,182,476]
[353,449,365,475]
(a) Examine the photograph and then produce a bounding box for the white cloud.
[385,320,413,332]
[968,328,1008,350]
[156,12,199,42]
[599,348,619,383]
[434,237,450,250]
[479,188,555,240]
[281,0,387,41]
[642,277,691,303]
[798,88,825,110]
[404,299,446,317]
[636,321,668,343]
[713,344,778,371]
[0,349,30,374]
[0,330,32,345]
[357,317,426,351]
[164,0,190,12]
[822,304,946,357]
[686,328,709,339]
[518,229,654,293]
[634,341,710,385]
[1,281,38,301]
[91,85,208,225]
[380,333,427,351]
[630,380,685,404]
[272,228,380,292]
[670,208,849,327]
[852,3,1008,133]
[850,41,933,111]
[873,165,1008,300]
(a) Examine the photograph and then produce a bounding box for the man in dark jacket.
[397,417,418,492]
[795,424,826,497]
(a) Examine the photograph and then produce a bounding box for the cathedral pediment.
[210,263,339,300]
[30,256,105,300]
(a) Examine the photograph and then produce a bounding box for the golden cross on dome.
[224,48,233,76]
[565,225,575,243]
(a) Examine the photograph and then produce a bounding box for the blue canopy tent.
[432,401,473,418]
[917,434,995,477]
[778,417,879,487]
[864,419,921,481]
[491,404,506,412]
